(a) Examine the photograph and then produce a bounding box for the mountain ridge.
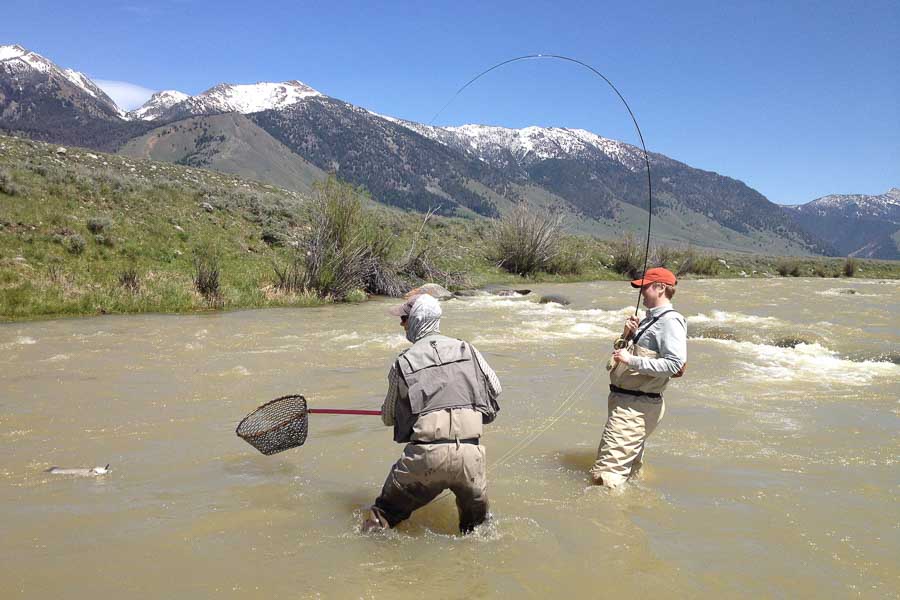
[0,43,844,256]
[786,188,899,259]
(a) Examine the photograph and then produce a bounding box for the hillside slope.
[119,113,326,194]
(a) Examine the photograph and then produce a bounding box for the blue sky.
[3,1,897,204]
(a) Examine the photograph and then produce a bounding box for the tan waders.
[590,391,665,487]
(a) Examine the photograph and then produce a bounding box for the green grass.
[1,134,898,321]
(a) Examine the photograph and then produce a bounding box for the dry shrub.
[396,248,467,292]
[118,266,141,293]
[297,176,392,300]
[493,205,563,276]
[193,246,221,303]
[611,232,645,278]
[87,216,112,234]
[273,254,305,293]
[651,243,679,269]
[776,259,801,277]
[843,257,857,277]
[677,245,720,276]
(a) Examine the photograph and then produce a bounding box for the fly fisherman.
[363,293,502,534]
[591,267,687,488]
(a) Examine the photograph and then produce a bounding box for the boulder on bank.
[405,283,453,301]
[539,294,571,306]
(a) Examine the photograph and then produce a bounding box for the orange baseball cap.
[630,267,677,288]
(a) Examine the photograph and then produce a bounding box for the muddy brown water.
[2,279,898,598]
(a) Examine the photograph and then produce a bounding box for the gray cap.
[387,293,421,317]
[387,293,442,319]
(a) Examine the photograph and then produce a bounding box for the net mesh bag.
[236,394,309,455]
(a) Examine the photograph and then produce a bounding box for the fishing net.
[236,394,309,455]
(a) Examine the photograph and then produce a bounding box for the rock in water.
[46,464,110,476]
[405,283,453,300]
[539,294,571,305]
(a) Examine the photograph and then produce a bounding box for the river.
[1,278,898,598]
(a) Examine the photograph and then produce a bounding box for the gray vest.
[393,334,491,443]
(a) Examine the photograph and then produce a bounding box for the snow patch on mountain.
[798,188,900,219]
[0,45,53,74]
[0,44,28,62]
[62,69,98,98]
[379,116,647,171]
[154,80,323,120]
[197,81,322,113]
[129,90,189,120]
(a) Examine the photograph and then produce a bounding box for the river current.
[1,278,898,598]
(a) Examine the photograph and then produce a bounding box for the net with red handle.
[236,394,380,455]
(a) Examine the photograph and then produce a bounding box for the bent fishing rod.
[430,53,655,316]
[237,54,656,458]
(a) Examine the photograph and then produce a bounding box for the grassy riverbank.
[2,135,898,321]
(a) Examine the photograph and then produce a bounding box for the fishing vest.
[607,310,682,395]
[393,334,492,443]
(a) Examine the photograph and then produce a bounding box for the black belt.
[409,438,479,445]
[609,384,661,399]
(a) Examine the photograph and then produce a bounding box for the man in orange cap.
[591,267,687,488]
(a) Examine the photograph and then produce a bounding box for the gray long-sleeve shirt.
[624,305,687,377]
[381,342,501,426]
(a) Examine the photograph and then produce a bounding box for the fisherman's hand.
[612,348,633,365]
[622,316,640,339]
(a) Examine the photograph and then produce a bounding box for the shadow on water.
[556,449,596,472]
[324,487,377,514]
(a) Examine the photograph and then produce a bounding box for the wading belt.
[609,384,661,399]
[409,438,479,446]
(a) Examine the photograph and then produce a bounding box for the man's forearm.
[627,355,684,377]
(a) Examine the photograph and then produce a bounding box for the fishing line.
[428,53,654,316]
[429,361,602,507]
[490,364,602,469]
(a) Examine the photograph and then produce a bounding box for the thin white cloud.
[94,79,156,111]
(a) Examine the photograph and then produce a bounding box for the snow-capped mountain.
[793,188,900,220]
[383,118,648,172]
[149,80,323,122]
[0,44,123,117]
[787,188,900,259]
[128,90,189,121]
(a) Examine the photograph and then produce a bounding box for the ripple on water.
[219,365,251,377]
[456,298,627,346]
[702,339,899,385]
[40,353,70,363]
[689,310,782,326]
[345,507,547,545]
